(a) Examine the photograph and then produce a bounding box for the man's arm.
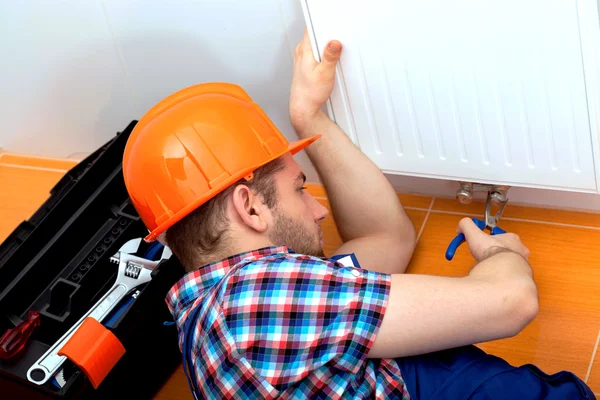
[368,252,538,358]
[368,218,538,358]
[289,30,416,274]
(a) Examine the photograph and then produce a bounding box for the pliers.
[445,191,508,261]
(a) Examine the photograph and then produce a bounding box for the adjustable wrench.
[27,238,171,386]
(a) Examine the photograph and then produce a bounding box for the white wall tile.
[102,0,319,181]
[0,1,137,158]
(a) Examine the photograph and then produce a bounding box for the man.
[122,31,595,399]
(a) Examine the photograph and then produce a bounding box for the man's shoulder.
[238,251,334,273]
[239,250,359,272]
[229,251,370,291]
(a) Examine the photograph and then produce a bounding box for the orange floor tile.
[317,198,428,258]
[0,152,79,171]
[0,164,69,241]
[588,336,600,392]
[1,156,600,397]
[398,193,434,209]
[154,365,194,400]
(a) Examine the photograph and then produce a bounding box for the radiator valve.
[456,182,510,207]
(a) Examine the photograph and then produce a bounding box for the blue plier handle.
[445,192,508,261]
[445,218,506,261]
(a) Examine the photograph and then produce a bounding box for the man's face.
[266,153,329,257]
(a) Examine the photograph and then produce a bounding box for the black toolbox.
[0,121,186,399]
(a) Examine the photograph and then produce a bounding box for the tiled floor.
[1,153,599,398]
[0,152,78,240]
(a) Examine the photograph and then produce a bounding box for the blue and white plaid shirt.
[165,246,410,399]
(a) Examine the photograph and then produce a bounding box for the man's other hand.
[457,217,531,262]
[289,29,342,136]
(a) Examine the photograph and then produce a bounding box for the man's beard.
[268,207,324,257]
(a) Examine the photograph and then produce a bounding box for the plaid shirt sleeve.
[222,253,391,389]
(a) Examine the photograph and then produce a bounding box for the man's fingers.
[457,217,483,241]
[301,28,311,49]
[295,30,309,58]
[297,28,319,68]
[300,28,315,60]
[322,40,342,64]
[316,40,342,78]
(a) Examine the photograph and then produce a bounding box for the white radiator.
[301,0,600,194]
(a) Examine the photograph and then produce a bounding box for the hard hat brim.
[143,132,321,243]
[287,133,321,155]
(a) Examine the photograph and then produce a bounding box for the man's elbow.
[505,279,539,337]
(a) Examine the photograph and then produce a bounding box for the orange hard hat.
[122,82,320,242]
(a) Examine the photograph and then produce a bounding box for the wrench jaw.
[117,237,142,257]
[26,238,172,387]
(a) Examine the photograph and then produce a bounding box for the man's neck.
[193,237,276,271]
[227,236,276,259]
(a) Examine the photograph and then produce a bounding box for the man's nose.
[313,198,329,223]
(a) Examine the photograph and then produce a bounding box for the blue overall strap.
[330,253,362,269]
[181,302,204,400]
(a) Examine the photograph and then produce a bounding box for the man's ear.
[231,185,269,233]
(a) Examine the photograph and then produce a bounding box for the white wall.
[0,1,136,159]
[2,0,600,213]
[0,0,319,181]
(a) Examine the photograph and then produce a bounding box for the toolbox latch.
[57,317,125,389]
